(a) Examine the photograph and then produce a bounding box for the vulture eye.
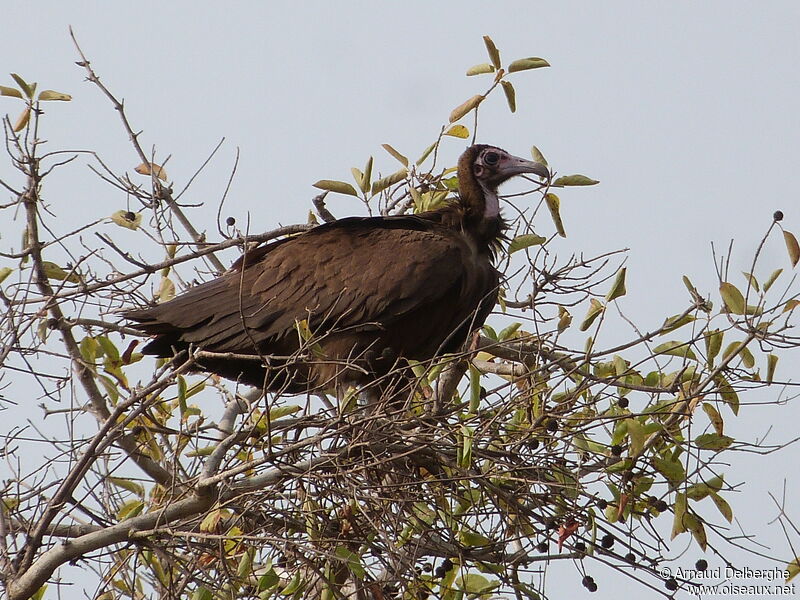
[483,151,500,166]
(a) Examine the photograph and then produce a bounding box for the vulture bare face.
[472,146,550,187]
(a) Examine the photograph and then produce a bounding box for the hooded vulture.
[125,145,549,394]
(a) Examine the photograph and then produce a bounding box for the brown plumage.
[125,145,549,393]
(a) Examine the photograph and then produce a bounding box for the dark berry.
[536,541,548,553]
[665,577,678,591]
[528,438,540,450]
[546,418,558,432]
[586,581,598,592]
[601,533,614,549]
[610,444,623,456]
[574,541,586,552]
[625,552,636,564]
[581,575,595,589]
[422,562,432,573]
[695,559,708,571]
[655,500,668,512]
[596,499,608,509]
[774,210,784,222]
[125,211,136,221]
[617,397,629,409]
[226,216,236,226]
[434,558,454,579]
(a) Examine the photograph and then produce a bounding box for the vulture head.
[457,145,550,221]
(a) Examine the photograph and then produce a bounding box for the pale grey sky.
[2,2,800,598]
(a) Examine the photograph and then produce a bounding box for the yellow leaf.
[135,162,168,181]
[531,146,547,166]
[371,168,407,195]
[483,35,502,69]
[312,179,358,197]
[0,85,23,99]
[381,143,408,167]
[13,107,30,132]
[0,267,12,285]
[605,267,627,301]
[466,63,495,76]
[552,174,599,187]
[110,210,142,230]
[42,261,80,283]
[784,230,800,267]
[579,298,604,331]
[545,193,566,237]
[449,94,484,123]
[719,282,745,315]
[37,90,72,102]
[507,57,550,73]
[702,402,724,435]
[444,124,470,139]
[157,277,175,303]
[500,80,516,113]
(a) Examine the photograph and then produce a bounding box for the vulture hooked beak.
[498,154,551,181]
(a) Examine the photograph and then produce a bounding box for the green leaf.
[192,587,213,600]
[671,492,687,538]
[653,340,697,362]
[660,313,695,335]
[0,267,13,285]
[501,80,516,113]
[371,168,407,195]
[157,277,176,303]
[652,456,686,484]
[459,572,497,595]
[483,35,502,69]
[702,402,724,435]
[469,364,481,414]
[715,373,739,415]
[710,491,733,522]
[695,433,733,450]
[784,230,800,267]
[507,57,550,72]
[466,62,495,76]
[720,282,746,315]
[107,476,145,497]
[42,261,80,283]
[361,156,373,194]
[704,329,723,367]
[579,298,604,331]
[508,233,546,253]
[552,174,599,187]
[605,267,627,301]
[449,94,484,123]
[626,418,644,456]
[444,124,470,139]
[0,85,23,99]
[460,425,473,468]
[110,210,142,230]
[767,353,778,383]
[742,271,759,292]
[269,404,301,420]
[498,322,521,341]
[334,545,366,580]
[763,268,783,292]
[381,143,408,167]
[416,142,437,166]
[37,89,72,101]
[459,529,492,547]
[313,179,358,197]
[117,499,145,520]
[545,192,566,237]
[531,145,548,166]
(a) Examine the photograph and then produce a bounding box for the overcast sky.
[2,2,800,598]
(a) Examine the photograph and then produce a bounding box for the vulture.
[125,145,549,395]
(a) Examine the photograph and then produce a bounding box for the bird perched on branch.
[125,145,549,395]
